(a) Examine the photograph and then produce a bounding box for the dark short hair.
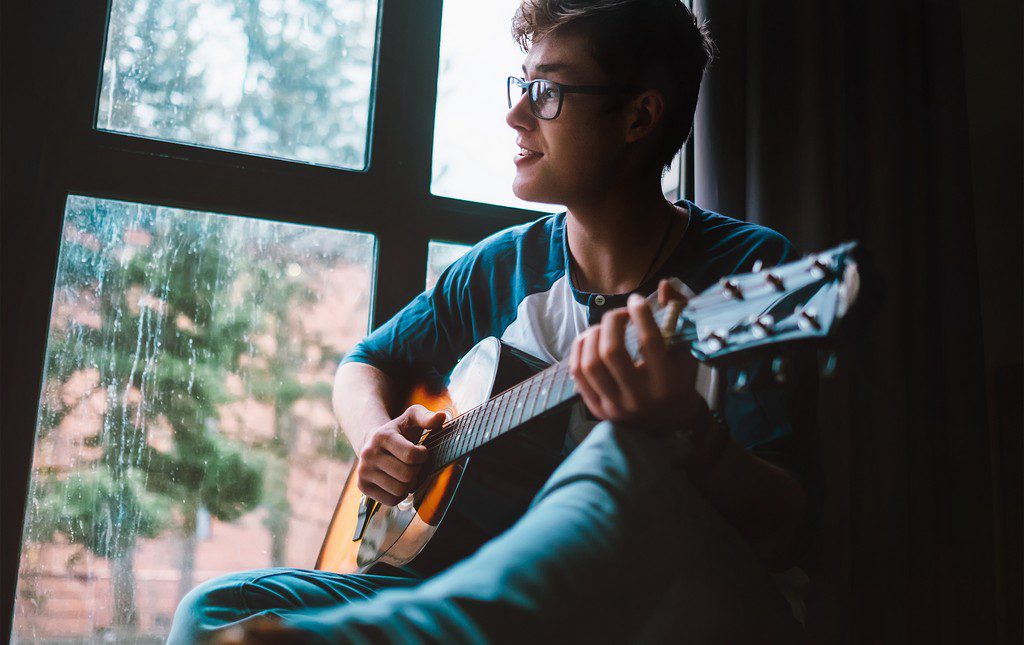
[512,0,715,172]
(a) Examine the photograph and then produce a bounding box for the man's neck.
[565,181,688,295]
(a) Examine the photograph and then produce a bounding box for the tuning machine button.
[721,279,744,300]
[797,308,821,331]
[705,329,728,352]
[752,315,775,338]
[811,256,833,279]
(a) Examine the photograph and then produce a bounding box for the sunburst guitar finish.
[316,338,570,578]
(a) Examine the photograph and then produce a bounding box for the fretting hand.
[568,279,708,435]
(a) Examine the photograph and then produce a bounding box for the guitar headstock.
[651,242,860,366]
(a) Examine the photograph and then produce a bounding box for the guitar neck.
[423,360,577,473]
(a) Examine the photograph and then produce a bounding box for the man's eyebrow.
[521,62,575,76]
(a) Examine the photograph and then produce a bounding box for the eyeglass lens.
[508,78,561,119]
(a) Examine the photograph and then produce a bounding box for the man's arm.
[332,361,399,453]
[333,361,444,506]
[686,431,807,570]
[569,281,807,571]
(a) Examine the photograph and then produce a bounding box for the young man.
[169,1,810,642]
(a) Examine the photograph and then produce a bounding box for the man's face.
[506,29,629,207]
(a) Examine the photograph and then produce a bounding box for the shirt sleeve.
[341,251,478,391]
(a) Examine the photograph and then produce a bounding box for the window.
[98,0,380,169]
[430,0,686,210]
[6,0,694,638]
[426,240,472,290]
[12,195,374,640]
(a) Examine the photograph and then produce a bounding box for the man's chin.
[511,180,563,207]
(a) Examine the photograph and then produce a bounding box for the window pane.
[14,195,374,642]
[97,0,380,170]
[426,240,472,290]
[430,0,684,209]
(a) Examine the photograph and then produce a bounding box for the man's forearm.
[332,361,398,453]
[689,436,807,570]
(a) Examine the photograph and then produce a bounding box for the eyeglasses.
[506,76,641,120]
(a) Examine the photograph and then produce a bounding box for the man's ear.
[624,89,666,144]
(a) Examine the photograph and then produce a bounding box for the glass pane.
[662,148,683,201]
[430,0,684,210]
[97,0,380,170]
[13,195,375,642]
[426,240,472,290]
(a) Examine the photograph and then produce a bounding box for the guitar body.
[316,338,571,577]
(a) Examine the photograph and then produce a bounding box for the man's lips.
[515,146,543,165]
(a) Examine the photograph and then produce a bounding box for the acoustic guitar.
[316,242,860,577]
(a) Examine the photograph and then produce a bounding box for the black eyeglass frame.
[506,76,642,120]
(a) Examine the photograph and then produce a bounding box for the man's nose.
[505,91,535,130]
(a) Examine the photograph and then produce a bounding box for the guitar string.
[418,280,796,455]
[418,261,829,454]
[420,326,702,454]
[419,313,707,454]
[420,363,570,453]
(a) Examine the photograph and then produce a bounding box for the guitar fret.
[437,363,578,468]
[466,406,482,451]
[448,419,463,461]
[540,368,557,413]
[528,372,544,420]
[433,435,449,469]
[457,412,471,455]
[480,398,495,445]
[521,378,537,423]
[510,379,529,429]
[449,417,465,459]
[558,364,575,402]
[496,388,515,439]
[466,407,483,453]
[511,381,528,430]
[488,396,500,440]
[535,368,554,417]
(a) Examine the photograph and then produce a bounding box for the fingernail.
[628,293,644,306]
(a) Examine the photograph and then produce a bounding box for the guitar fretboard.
[418,243,857,475]
[422,360,577,473]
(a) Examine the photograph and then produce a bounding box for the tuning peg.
[706,329,728,352]
[811,256,833,279]
[752,315,775,338]
[765,272,785,291]
[721,278,744,300]
[797,308,821,331]
[752,259,764,272]
[771,356,788,383]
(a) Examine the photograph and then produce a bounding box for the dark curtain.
[692,1,998,642]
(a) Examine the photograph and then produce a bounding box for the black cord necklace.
[569,206,686,294]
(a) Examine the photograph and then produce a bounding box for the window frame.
[0,0,694,636]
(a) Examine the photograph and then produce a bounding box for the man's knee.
[555,421,676,488]
[168,570,259,644]
[530,420,682,518]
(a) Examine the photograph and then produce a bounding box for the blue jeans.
[168,422,802,643]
